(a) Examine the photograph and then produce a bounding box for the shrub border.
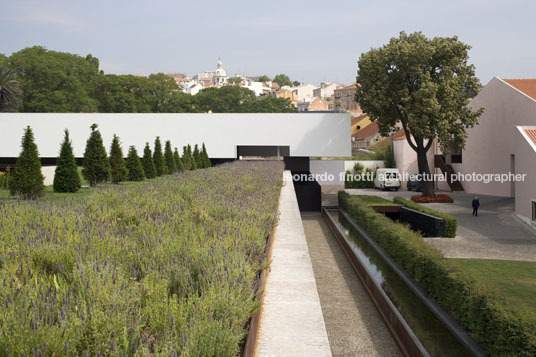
[339,192,536,357]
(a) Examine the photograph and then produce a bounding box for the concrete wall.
[310,160,345,185]
[515,127,536,229]
[455,77,536,197]
[42,166,56,186]
[0,113,351,159]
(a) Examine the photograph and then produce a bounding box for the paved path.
[301,212,401,357]
[256,171,331,357]
[346,188,536,261]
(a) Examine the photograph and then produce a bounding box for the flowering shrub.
[0,161,283,355]
[411,193,453,203]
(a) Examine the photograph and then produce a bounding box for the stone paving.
[302,212,401,357]
[346,188,536,261]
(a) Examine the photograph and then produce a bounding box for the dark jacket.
[472,199,480,208]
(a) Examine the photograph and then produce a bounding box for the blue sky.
[1,0,535,85]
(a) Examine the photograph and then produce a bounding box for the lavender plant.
[0,161,283,356]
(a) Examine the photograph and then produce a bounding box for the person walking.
[472,196,480,216]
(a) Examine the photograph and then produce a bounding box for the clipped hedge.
[339,192,536,357]
[394,197,457,237]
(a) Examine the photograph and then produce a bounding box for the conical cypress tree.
[142,143,156,179]
[201,143,211,168]
[174,148,184,172]
[182,145,191,170]
[193,144,202,169]
[187,144,197,170]
[82,123,110,187]
[53,129,81,193]
[126,146,145,181]
[9,126,44,199]
[153,137,167,176]
[164,140,177,174]
[109,134,128,184]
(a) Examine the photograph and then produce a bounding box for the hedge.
[393,197,457,237]
[339,192,536,356]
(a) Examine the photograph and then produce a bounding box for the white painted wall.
[454,77,536,197]
[310,160,345,185]
[42,166,56,186]
[0,113,351,159]
[515,127,536,229]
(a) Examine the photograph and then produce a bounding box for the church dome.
[214,58,227,77]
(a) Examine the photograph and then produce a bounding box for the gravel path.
[301,212,401,357]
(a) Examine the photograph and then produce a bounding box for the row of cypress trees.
[7,124,211,198]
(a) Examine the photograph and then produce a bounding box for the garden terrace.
[0,161,283,355]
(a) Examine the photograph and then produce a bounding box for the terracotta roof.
[374,128,407,147]
[343,84,357,89]
[503,79,536,101]
[352,122,379,139]
[351,113,368,125]
[525,129,536,146]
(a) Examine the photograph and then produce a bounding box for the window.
[532,201,536,221]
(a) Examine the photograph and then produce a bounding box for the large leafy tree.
[0,67,22,111]
[92,74,156,112]
[9,126,44,199]
[194,86,256,113]
[8,46,99,112]
[272,74,292,87]
[109,134,128,184]
[246,97,297,113]
[355,32,483,196]
[53,129,81,193]
[82,124,110,187]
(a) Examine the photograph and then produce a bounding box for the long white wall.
[0,113,351,159]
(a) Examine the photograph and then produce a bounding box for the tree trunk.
[416,147,434,197]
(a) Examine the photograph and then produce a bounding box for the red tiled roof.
[352,122,378,139]
[374,128,407,147]
[344,84,357,89]
[525,129,536,146]
[351,113,368,125]
[504,79,536,101]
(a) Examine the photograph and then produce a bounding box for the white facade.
[515,126,536,229]
[185,83,204,95]
[0,113,351,159]
[293,84,319,101]
[313,83,340,98]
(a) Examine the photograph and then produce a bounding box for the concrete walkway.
[302,212,401,357]
[256,171,331,357]
[346,188,536,261]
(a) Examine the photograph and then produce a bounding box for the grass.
[451,258,536,318]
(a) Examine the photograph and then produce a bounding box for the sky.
[1,0,535,85]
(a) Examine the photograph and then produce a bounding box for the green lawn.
[451,258,536,316]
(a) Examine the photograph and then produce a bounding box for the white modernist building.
[0,113,350,160]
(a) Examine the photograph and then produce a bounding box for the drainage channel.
[322,207,485,357]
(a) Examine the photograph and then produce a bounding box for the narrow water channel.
[328,210,471,356]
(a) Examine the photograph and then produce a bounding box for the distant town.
[165,58,362,115]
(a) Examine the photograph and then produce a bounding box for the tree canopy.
[272,74,292,87]
[355,31,483,196]
[258,75,271,83]
[2,46,299,113]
